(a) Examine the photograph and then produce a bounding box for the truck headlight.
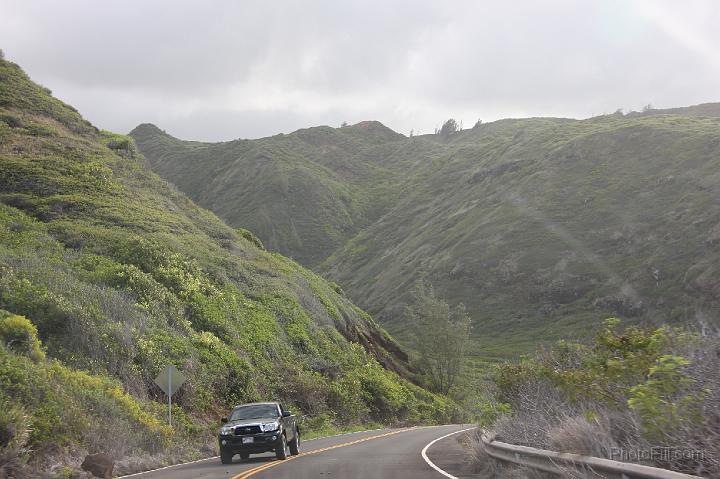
[220,425,234,435]
[260,421,279,432]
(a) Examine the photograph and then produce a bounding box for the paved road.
[123,424,476,479]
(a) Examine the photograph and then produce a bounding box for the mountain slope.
[134,107,720,361]
[129,121,413,266]
[0,57,454,472]
[324,114,720,357]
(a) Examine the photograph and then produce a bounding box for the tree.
[438,118,460,139]
[341,121,348,127]
[405,279,471,394]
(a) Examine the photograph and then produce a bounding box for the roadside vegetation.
[473,318,720,477]
[406,279,471,396]
[0,56,461,477]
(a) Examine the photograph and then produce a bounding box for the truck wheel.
[275,434,288,460]
[289,429,300,455]
[220,449,234,464]
[239,452,249,461]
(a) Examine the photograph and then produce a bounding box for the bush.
[327,373,368,423]
[357,360,416,422]
[0,310,45,361]
[438,118,460,139]
[479,319,720,476]
[236,228,264,250]
[547,415,617,457]
[0,345,173,461]
[628,355,706,440]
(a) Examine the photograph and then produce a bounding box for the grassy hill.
[134,108,720,362]
[325,114,720,358]
[0,57,456,474]
[129,121,414,267]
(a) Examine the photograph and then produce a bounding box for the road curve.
[123,424,475,479]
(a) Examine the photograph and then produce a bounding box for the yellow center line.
[231,427,418,479]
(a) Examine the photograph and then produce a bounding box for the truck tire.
[220,449,234,464]
[275,434,288,460]
[288,429,300,455]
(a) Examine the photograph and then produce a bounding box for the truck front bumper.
[219,431,282,454]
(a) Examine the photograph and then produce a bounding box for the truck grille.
[234,426,262,435]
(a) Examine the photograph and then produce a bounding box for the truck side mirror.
[221,417,228,423]
[282,411,292,417]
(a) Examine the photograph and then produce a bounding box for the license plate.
[242,437,254,444]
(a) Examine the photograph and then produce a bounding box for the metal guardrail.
[481,433,704,479]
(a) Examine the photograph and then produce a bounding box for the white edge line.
[116,427,389,478]
[117,456,219,478]
[421,426,476,479]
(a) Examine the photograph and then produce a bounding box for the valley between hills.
[131,104,720,360]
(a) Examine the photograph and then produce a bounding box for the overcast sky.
[1,0,719,141]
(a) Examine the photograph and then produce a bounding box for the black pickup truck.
[218,402,300,463]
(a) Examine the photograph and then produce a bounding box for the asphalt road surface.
[122,424,478,479]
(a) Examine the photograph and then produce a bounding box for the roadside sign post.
[168,369,171,426]
[154,365,186,427]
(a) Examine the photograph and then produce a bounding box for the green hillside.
[129,121,414,267]
[134,109,720,361]
[325,114,720,358]
[0,57,456,473]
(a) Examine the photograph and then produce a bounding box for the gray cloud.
[1,0,719,141]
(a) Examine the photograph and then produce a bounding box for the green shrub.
[628,355,707,439]
[327,373,369,423]
[493,319,690,409]
[476,400,511,427]
[236,228,264,250]
[299,413,335,438]
[485,318,718,474]
[530,319,683,406]
[358,360,415,422]
[0,310,45,361]
[0,345,173,456]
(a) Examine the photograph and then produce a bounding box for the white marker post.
[154,365,186,427]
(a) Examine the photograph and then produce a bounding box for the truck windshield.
[230,404,279,421]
